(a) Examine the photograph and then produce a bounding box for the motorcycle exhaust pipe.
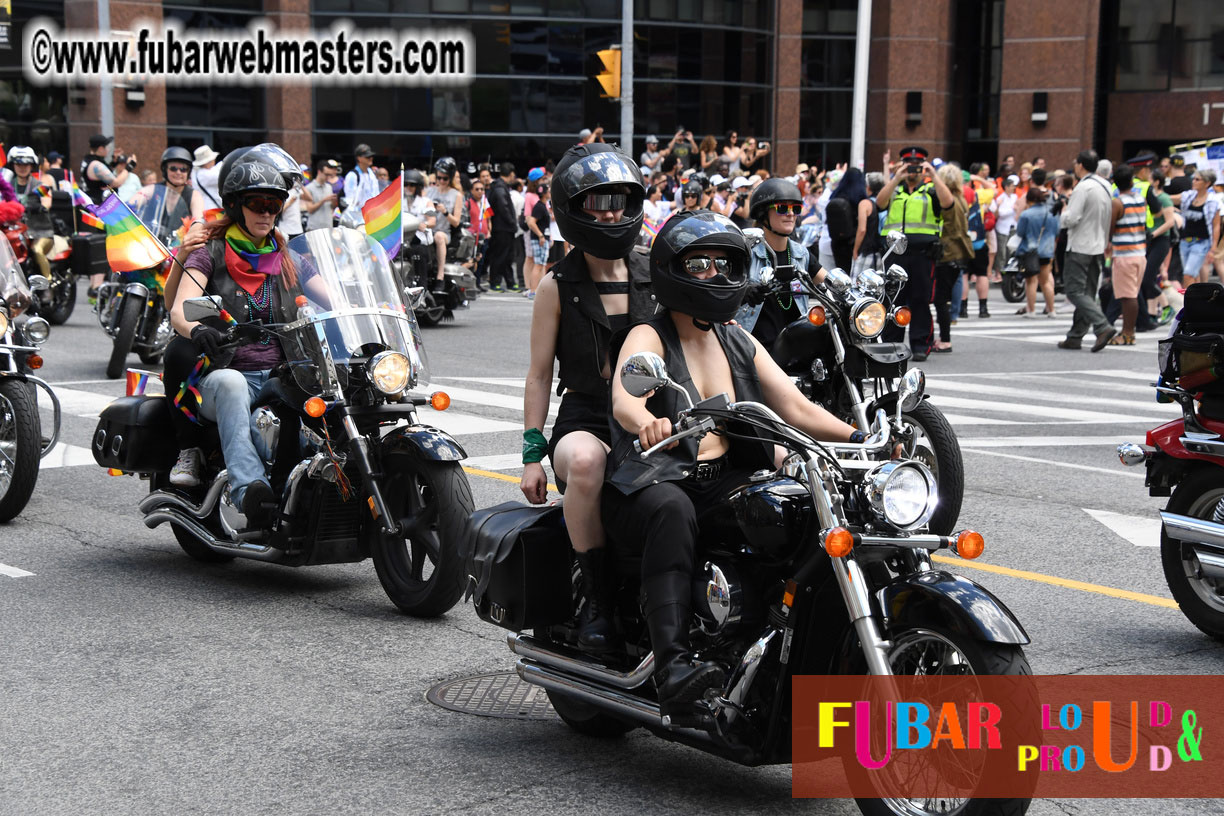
[140,477,229,519]
[143,508,283,560]
[508,633,654,689]
[1160,512,1224,581]
[515,659,662,727]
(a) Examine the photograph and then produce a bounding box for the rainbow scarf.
[223,223,282,295]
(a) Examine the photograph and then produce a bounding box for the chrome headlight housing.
[23,315,50,346]
[863,461,938,530]
[368,350,412,395]
[851,298,887,339]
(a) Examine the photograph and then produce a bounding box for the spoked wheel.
[1161,469,1224,641]
[1000,271,1025,303]
[371,453,473,616]
[106,297,140,379]
[899,400,964,536]
[0,380,41,522]
[854,629,1032,816]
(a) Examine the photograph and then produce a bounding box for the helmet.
[217,144,303,195]
[8,146,37,166]
[433,157,457,178]
[404,169,426,189]
[160,146,194,179]
[681,181,703,201]
[749,177,803,223]
[649,211,750,324]
[551,143,646,259]
[221,160,291,227]
[689,171,709,190]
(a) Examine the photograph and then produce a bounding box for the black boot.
[978,299,991,318]
[644,572,726,719]
[575,549,618,652]
[958,300,969,319]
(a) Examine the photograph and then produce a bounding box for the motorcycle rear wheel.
[0,380,41,522]
[45,270,76,325]
[372,453,473,617]
[1160,468,1224,642]
[106,298,140,379]
[547,689,637,737]
[1000,272,1025,303]
[415,292,446,327]
[899,400,964,536]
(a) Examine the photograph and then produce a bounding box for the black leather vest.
[607,315,773,495]
[14,178,53,236]
[553,247,658,398]
[81,156,109,205]
[206,238,300,332]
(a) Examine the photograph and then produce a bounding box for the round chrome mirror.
[898,368,926,412]
[25,274,51,292]
[885,263,908,285]
[758,266,775,286]
[886,231,908,255]
[620,351,671,398]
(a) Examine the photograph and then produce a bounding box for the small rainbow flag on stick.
[361,169,403,258]
[90,194,171,273]
[67,172,95,209]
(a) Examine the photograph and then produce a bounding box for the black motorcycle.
[749,230,964,535]
[93,227,473,616]
[0,237,61,522]
[393,213,479,327]
[468,354,1031,816]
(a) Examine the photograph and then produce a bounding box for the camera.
[907,161,923,174]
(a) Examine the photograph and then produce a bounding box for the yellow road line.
[461,468,1180,611]
[930,554,1179,610]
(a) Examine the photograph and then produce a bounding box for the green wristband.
[522,428,548,464]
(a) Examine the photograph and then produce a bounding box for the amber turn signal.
[955,530,985,559]
[824,527,854,558]
[893,307,912,327]
[303,397,327,418]
[430,391,451,411]
[27,355,42,370]
[807,306,827,326]
[295,295,308,307]
[107,468,124,477]
[782,579,798,609]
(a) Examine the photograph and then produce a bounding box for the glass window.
[802,0,858,35]
[1118,0,1173,41]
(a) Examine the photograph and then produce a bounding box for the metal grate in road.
[426,671,557,720]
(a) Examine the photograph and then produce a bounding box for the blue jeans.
[1182,238,1212,281]
[198,368,271,507]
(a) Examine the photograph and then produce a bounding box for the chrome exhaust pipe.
[143,508,282,560]
[140,476,228,519]
[515,660,661,727]
[508,633,654,689]
[1161,511,1224,552]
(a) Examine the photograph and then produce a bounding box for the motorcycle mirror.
[885,264,908,285]
[898,368,926,414]
[402,214,422,234]
[824,267,853,296]
[338,208,366,231]
[182,295,224,323]
[886,231,908,255]
[741,227,764,246]
[25,274,51,292]
[620,351,692,408]
[774,263,796,283]
[856,268,885,298]
[758,266,775,286]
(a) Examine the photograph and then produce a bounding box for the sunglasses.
[166,165,190,173]
[243,196,284,215]
[682,256,733,275]
[436,175,451,183]
[584,192,628,211]
[772,203,803,215]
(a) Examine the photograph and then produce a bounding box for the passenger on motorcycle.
[7,146,60,280]
[605,211,858,719]
[169,159,306,525]
[426,158,464,289]
[521,143,657,652]
[402,169,438,289]
[127,147,208,247]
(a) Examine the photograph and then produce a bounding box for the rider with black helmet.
[425,157,464,290]
[127,146,207,250]
[605,210,857,722]
[678,180,705,213]
[521,142,657,652]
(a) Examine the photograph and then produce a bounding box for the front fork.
[339,411,399,536]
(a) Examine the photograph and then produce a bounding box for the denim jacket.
[735,237,812,331]
[1016,200,1059,260]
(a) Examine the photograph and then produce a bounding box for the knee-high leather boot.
[643,571,726,717]
[575,548,618,651]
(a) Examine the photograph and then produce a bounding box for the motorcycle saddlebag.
[71,232,109,278]
[463,501,573,631]
[92,395,179,473]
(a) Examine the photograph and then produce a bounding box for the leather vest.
[607,315,773,495]
[82,156,109,205]
[14,177,53,236]
[553,247,659,398]
[206,239,300,338]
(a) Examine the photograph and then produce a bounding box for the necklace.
[775,243,794,310]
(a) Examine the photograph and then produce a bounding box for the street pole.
[621,0,633,155]
[98,0,114,139]
[850,0,872,170]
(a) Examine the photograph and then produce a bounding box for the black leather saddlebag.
[463,501,573,631]
[92,396,178,473]
[71,232,109,278]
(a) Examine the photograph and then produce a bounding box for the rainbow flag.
[90,195,171,273]
[67,172,94,209]
[361,171,402,257]
[125,369,149,397]
[80,209,104,230]
[202,207,225,223]
[0,144,6,169]
[641,218,660,247]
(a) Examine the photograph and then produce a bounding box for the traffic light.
[595,47,621,99]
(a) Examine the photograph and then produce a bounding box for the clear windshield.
[0,233,30,315]
[281,227,429,395]
[129,184,188,248]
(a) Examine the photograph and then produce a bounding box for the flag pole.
[110,192,207,291]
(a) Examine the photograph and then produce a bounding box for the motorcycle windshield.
[128,185,186,248]
[0,232,31,315]
[281,227,429,394]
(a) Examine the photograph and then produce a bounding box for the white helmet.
[9,146,37,166]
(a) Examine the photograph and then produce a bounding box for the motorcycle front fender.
[880,569,1030,645]
[123,281,151,300]
[380,424,467,462]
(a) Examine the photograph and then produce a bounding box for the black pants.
[933,262,964,343]
[881,248,937,353]
[486,230,515,287]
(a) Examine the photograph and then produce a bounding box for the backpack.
[966,199,987,251]
[825,197,855,243]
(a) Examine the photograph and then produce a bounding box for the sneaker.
[1046,310,1058,318]
[169,447,204,487]
[87,285,99,307]
[1021,310,1041,319]
[1158,305,1175,325]
[489,284,503,293]
[507,284,521,292]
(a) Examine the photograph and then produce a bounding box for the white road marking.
[1000,373,1159,394]
[959,435,1138,448]
[436,377,528,388]
[40,443,96,469]
[431,384,557,416]
[1083,508,1162,547]
[464,453,529,471]
[940,413,1025,426]
[43,386,122,418]
[927,379,1179,414]
[931,394,1166,424]
[0,563,35,578]
[932,368,1150,378]
[945,331,1159,351]
[1079,369,1166,382]
[963,448,1146,478]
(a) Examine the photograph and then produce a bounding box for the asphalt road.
[1,284,1220,816]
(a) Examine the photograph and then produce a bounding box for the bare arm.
[520,274,561,503]
[748,332,856,441]
[924,162,955,208]
[875,165,905,210]
[853,198,871,258]
[611,323,673,451]
[1151,204,1176,239]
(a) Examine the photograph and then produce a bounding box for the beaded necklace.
[245,277,274,344]
[775,242,794,311]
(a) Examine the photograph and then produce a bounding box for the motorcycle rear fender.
[879,570,1030,645]
[1147,416,1224,463]
[380,424,467,461]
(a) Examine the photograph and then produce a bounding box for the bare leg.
[434,233,448,281]
[974,272,990,301]
[551,431,610,554]
[1039,263,1055,313]
[1024,274,1038,313]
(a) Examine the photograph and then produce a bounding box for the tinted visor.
[583,192,628,211]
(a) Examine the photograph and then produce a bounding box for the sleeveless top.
[1113,189,1147,258]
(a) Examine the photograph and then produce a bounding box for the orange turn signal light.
[107,468,124,477]
[430,391,451,411]
[893,307,912,327]
[295,295,308,307]
[782,579,798,609]
[955,530,985,560]
[27,355,42,370]
[824,527,854,558]
[807,306,827,326]
[303,397,327,418]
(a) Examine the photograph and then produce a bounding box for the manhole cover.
[426,671,557,720]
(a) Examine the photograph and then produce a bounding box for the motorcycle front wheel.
[0,380,41,522]
[547,689,637,737]
[415,292,447,327]
[1160,468,1224,641]
[106,297,140,379]
[1000,272,1025,303]
[372,453,473,616]
[44,268,77,325]
[899,400,964,536]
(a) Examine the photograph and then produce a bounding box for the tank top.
[1112,189,1146,258]
[1184,201,1209,241]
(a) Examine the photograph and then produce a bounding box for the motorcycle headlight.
[864,461,938,530]
[23,316,50,346]
[368,350,412,395]
[851,298,887,339]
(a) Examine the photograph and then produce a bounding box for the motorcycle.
[91,227,474,616]
[0,234,61,521]
[95,261,174,379]
[394,213,479,327]
[469,354,1031,816]
[748,229,964,535]
[2,197,78,326]
[999,246,1064,304]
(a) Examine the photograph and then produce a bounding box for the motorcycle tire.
[172,522,236,563]
[45,272,76,325]
[852,628,1032,816]
[416,292,446,328]
[372,453,473,617]
[899,400,964,536]
[1001,272,1025,303]
[547,689,637,738]
[0,380,41,522]
[106,298,140,380]
[1160,468,1224,642]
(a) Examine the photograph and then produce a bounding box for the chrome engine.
[694,560,743,636]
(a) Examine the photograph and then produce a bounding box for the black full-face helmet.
[650,211,750,324]
[160,146,194,180]
[749,177,803,224]
[221,160,291,230]
[551,143,646,259]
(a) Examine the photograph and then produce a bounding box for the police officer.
[875,146,956,360]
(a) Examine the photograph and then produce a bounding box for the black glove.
[744,281,771,307]
[190,325,225,358]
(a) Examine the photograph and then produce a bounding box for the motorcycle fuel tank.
[770,318,832,376]
[725,477,816,560]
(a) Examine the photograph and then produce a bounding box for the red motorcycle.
[1119,282,1224,641]
[0,200,76,325]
